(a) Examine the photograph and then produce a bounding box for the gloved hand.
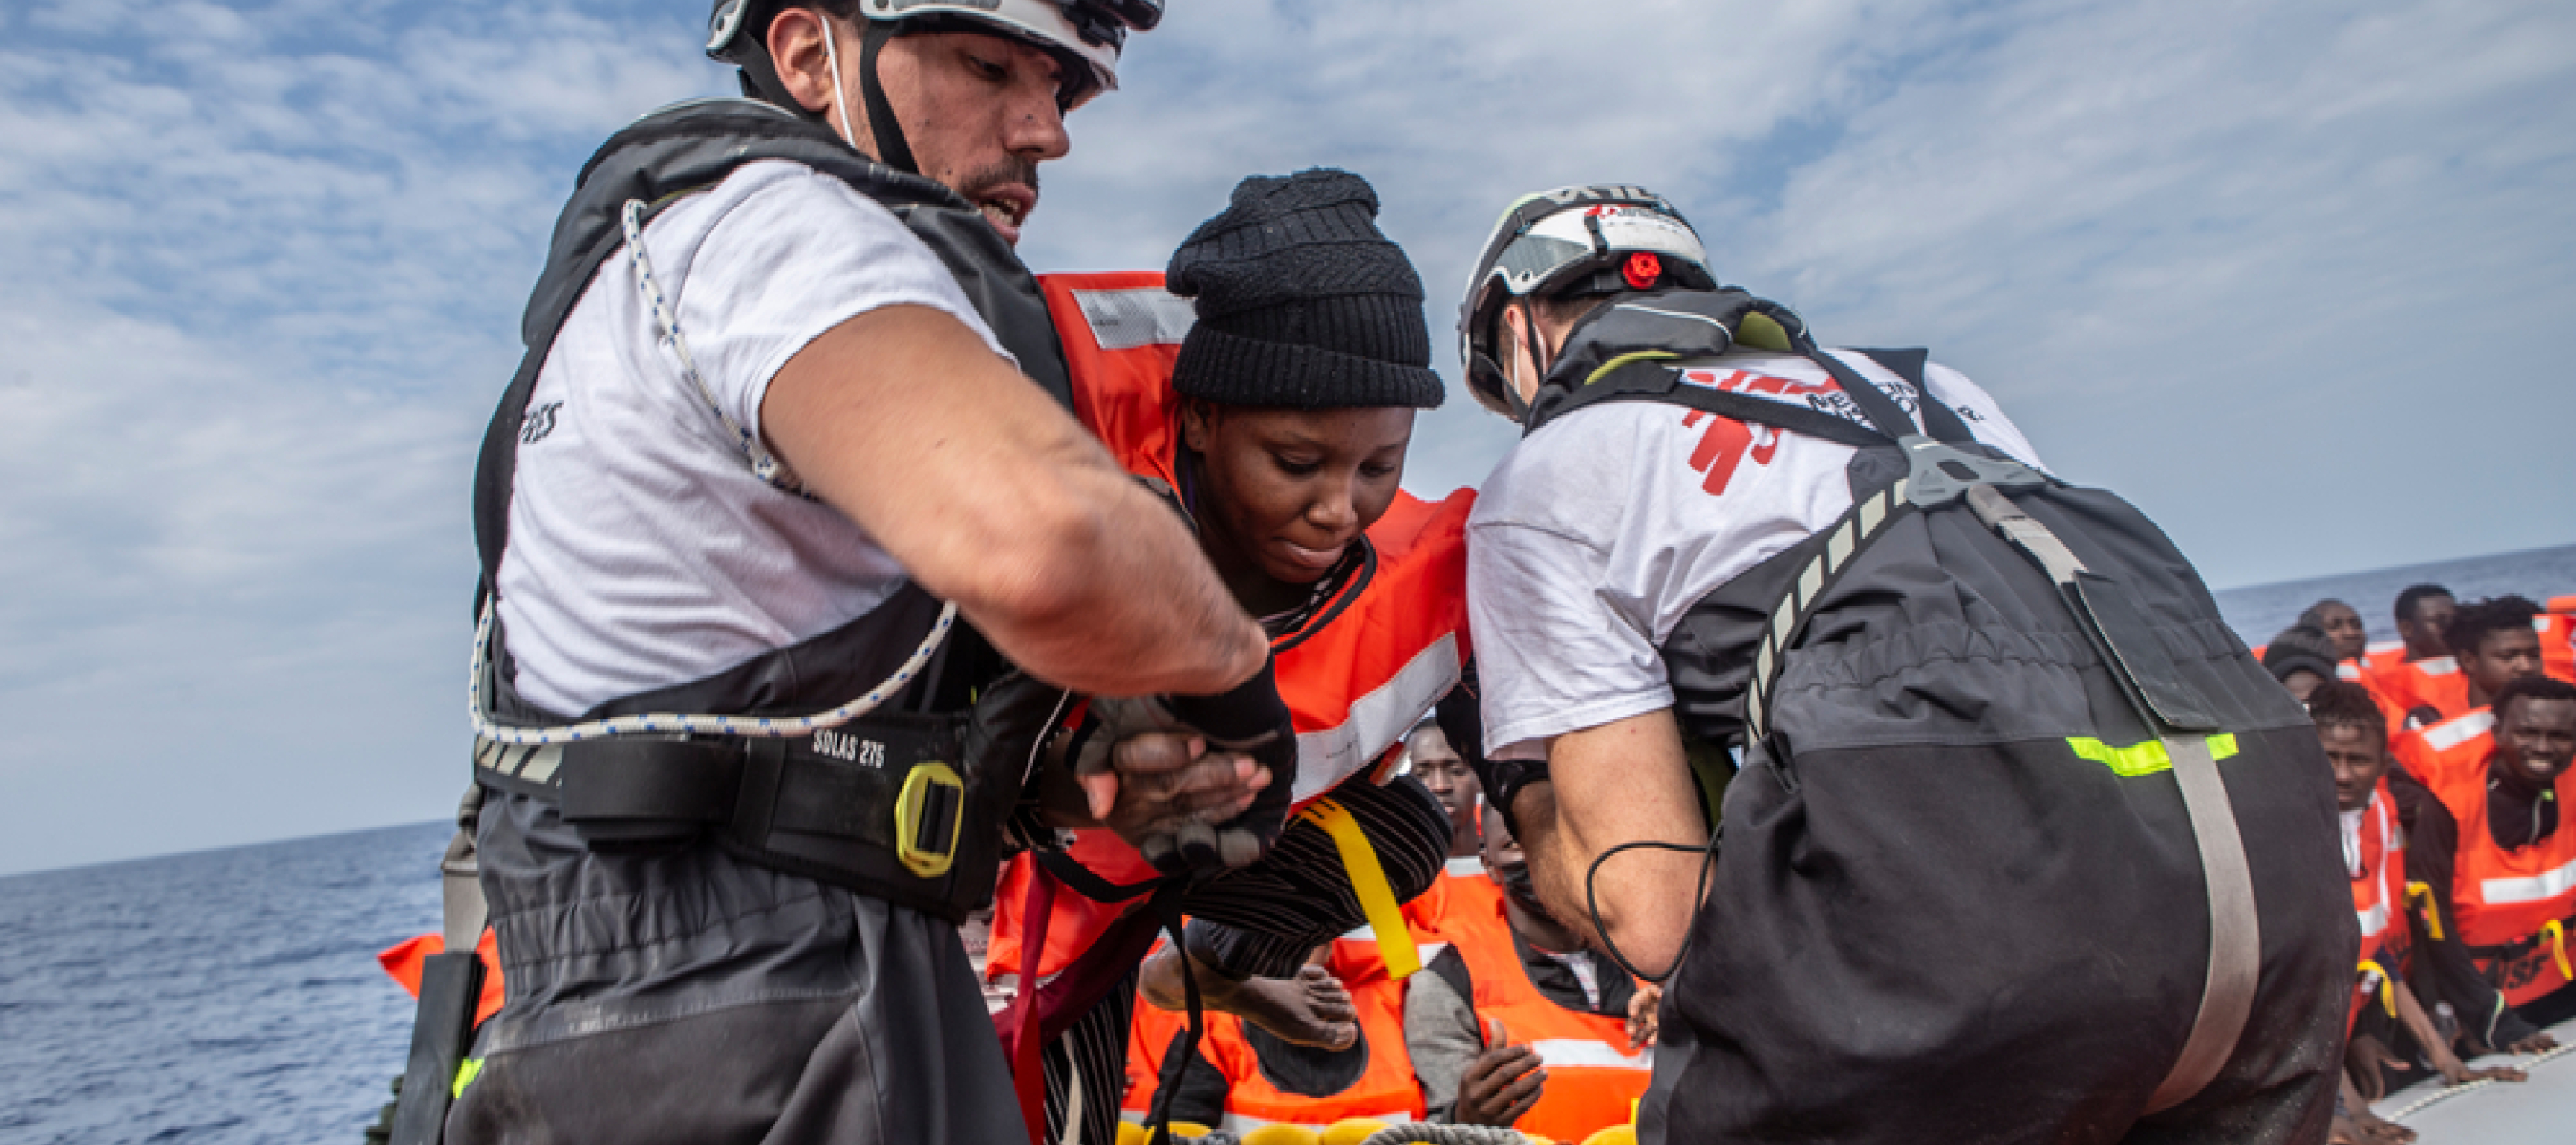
[1077,657,1298,876]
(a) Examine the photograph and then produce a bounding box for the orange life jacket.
[2536,602,2576,684]
[1124,937,1428,1132]
[2369,655,2471,730]
[1402,856,1512,957]
[1440,895,1653,1143]
[991,272,1478,980]
[2419,728,2576,1007]
[377,929,506,1027]
[2394,708,2496,789]
[2349,781,2410,1032]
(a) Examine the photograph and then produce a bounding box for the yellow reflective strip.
[2357,959,2396,1018]
[2406,881,2446,942]
[2548,920,2572,983]
[1298,800,1419,980]
[1581,350,1682,389]
[453,1057,484,1099]
[2065,734,2240,777]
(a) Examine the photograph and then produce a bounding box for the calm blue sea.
[0,543,2568,1143]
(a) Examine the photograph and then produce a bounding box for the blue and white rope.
[462,198,957,747]
[620,198,801,494]
[2385,1039,2575,1122]
[469,596,957,746]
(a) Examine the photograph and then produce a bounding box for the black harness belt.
[471,714,989,923]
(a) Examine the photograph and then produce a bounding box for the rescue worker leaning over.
[1453,185,2353,1143]
[1404,800,1659,1141]
[984,169,1468,1145]
[445,3,1310,1141]
[2395,674,2576,1047]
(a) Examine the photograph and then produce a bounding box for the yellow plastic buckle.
[894,761,965,878]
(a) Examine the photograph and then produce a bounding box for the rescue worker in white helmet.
[435,2,1309,1140]
[1452,186,2351,1141]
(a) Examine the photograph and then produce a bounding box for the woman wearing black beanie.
[991,168,1479,1144]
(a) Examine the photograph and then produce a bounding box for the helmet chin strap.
[811,14,920,175]
[1508,300,1546,422]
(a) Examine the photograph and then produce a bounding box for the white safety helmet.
[708,0,1159,111]
[1456,185,1715,419]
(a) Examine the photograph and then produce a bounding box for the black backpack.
[1522,289,2353,1141]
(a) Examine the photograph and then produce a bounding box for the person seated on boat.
[985,168,1469,1145]
[1397,708,1513,958]
[2305,683,2523,1141]
[2394,597,2551,780]
[2368,586,2464,730]
[2394,674,2576,1052]
[1124,939,1428,1137]
[1402,802,1658,1141]
[2265,624,2344,702]
[2301,599,2371,667]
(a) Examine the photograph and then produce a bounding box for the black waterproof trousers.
[445,793,1024,1144]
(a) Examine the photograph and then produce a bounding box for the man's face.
[2400,594,2456,659]
[2494,697,2576,793]
[2462,627,2544,699]
[2314,602,2367,661]
[1407,726,1481,841]
[2318,723,2388,812]
[852,29,1072,245]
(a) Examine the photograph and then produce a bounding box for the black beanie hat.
[1165,168,1445,410]
[2262,624,2342,687]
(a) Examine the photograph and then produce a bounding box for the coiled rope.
[2385,1039,2576,1122]
[1359,1124,1534,1145]
[463,199,957,747]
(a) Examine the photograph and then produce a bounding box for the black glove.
[1436,672,1546,838]
[1161,656,1298,874]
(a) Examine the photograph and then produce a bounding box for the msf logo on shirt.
[1674,368,1841,496]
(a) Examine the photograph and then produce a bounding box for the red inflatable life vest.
[2349,781,2410,1032]
[2419,726,2576,1007]
[377,929,506,1027]
[1402,856,1512,958]
[1439,893,1652,1144]
[2394,708,2495,789]
[2370,655,2471,730]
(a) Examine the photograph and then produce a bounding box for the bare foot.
[1140,947,1358,1050]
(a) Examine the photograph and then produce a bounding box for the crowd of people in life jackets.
[969,715,1665,1145]
[2252,589,2576,1144]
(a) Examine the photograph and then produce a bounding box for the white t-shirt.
[497,159,1011,716]
[1466,349,2044,762]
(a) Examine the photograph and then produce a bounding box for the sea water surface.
[1,543,2570,1143]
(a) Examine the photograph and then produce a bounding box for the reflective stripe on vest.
[2485,855,2576,906]
[2424,709,2496,753]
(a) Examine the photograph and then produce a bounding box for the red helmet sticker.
[1623,251,1662,291]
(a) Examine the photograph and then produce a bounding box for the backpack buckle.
[894,761,966,878]
[1898,435,2044,508]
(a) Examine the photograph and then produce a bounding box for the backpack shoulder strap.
[1529,357,1893,449]
[1839,346,1977,445]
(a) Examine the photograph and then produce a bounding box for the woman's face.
[1182,402,1414,589]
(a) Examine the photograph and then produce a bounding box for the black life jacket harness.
[465,98,1076,924]
[1523,287,2262,1114]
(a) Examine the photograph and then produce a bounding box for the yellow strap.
[1580,350,1682,389]
[2547,920,2572,982]
[2357,959,2396,1018]
[2064,734,2240,777]
[2406,881,2446,942]
[452,1057,484,1099]
[1299,799,1419,980]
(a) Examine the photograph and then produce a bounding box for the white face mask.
[818,15,861,151]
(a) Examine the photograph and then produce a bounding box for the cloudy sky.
[2,0,2570,875]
